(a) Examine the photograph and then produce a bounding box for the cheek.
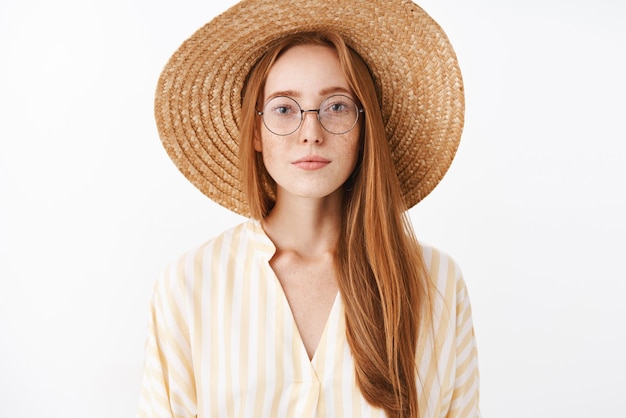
[257,135,278,170]
[346,132,362,166]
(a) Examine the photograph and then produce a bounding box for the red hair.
[239,31,433,417]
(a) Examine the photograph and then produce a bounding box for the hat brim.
[155,0,464,216]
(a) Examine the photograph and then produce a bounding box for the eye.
[274,105,291,115]
[329,102,347,113]
[266,97,300,117]
[322,96,356,116]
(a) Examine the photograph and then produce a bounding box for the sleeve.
[445,273,481,418]
[137,264,197,418]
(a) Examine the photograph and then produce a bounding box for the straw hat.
[155,0,464,216]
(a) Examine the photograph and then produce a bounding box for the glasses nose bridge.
[300,108,321,120]
[298,107,323,130]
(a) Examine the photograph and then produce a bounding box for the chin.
[281,184,346,201]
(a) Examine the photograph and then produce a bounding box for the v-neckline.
[309,291,340,363]
[251,220,342,371]
[269,265,340,365]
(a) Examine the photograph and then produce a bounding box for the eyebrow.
[266,86,354,101]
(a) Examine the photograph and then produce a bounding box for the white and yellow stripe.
[138,220,480,417]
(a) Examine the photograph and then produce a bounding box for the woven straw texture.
[155,0,464,216]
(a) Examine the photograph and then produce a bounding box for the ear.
[253,131,263,152]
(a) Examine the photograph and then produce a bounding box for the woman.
[139,1,480,417]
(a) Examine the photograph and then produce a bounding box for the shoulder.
[419,243,463,288]
[175,220,270,265]
[419,243,471,312]
[154,220,272,294]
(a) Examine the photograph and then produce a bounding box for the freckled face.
[254,44,361,203]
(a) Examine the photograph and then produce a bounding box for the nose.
[299,110,324,144]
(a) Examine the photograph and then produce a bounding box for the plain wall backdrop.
[1,0,624,416]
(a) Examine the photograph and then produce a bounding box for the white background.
[1,0,624,416]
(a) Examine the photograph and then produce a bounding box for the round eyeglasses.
[257,94,364,136]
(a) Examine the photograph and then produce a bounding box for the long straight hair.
[239,31,432,417]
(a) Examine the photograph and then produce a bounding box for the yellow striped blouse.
[138,220,480,417]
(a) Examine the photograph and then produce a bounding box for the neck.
[262,190,342,258]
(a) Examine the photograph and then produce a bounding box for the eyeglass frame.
[256,94,365,136]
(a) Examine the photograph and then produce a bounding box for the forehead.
[264,44,351,99]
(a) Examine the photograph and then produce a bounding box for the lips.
[292,156,330,170]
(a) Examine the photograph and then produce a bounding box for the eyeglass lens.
[261,95,361,135]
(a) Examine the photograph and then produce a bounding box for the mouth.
[292,156,331,170]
